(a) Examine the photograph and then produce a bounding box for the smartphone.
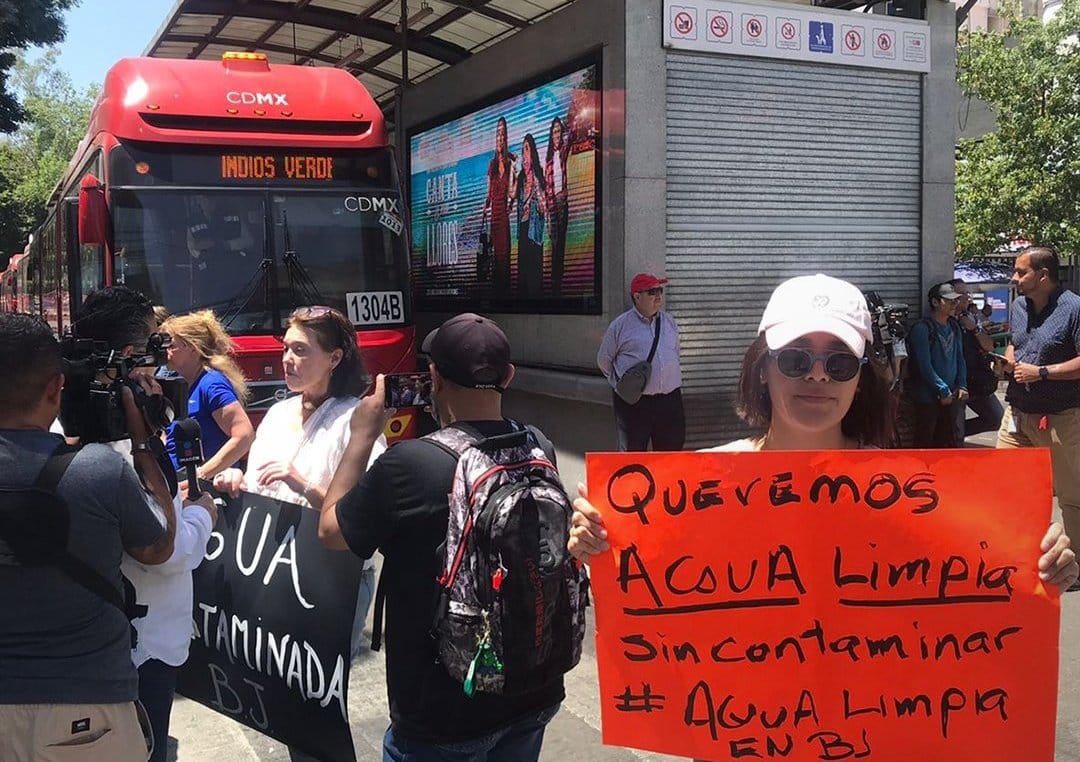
[384,371,433,409]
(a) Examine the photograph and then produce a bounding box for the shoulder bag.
[614,316,662,405]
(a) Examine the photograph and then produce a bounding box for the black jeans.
[138,658,178,762]
[612,388,686,452]
[911,399,963,448]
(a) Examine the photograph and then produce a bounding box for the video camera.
[58,331,188,443]
[863,290,910,366]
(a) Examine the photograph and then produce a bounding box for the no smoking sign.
[706,10,732,42]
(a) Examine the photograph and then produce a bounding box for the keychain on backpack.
[464,611,504,697]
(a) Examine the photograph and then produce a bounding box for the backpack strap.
[370,430,470,653]
[370,569,388,652]
[33,445,80,492]
[29,445,128,615]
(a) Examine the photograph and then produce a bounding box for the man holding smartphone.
[319,313,567,762]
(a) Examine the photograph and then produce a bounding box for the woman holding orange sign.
[569,274,1077,583]
[570,273,1075,761]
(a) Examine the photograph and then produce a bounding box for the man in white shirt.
[597,273,685,451]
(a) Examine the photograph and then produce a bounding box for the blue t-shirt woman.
[159,311,255,480]
[166,368,243,470]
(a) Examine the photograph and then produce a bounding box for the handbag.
[614,317,662,405]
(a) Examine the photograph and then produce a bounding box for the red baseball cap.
[630,273,668,295]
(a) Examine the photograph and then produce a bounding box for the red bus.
[0,249,29,314]
[22,53,417,438]
[0,253,19,312]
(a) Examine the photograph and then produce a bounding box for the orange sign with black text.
[586,449,1059,761]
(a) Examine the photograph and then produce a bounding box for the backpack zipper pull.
[464,651,478,697]
[492,564,506,591]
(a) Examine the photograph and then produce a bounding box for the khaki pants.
[997,406,1080,543]
[0,702,146,762]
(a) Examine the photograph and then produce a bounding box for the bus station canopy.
[144,0,573,107]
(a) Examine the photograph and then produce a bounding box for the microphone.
[173,418,205,499]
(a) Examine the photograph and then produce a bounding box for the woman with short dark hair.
[213,306,383,668]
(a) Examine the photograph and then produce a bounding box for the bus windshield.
[111,189,410,332]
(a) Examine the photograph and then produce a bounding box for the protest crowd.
[1,150,1078,760]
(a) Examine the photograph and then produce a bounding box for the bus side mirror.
[78,174,108,246]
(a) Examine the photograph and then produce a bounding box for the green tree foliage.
[956,0,1080,258]
[0,50,97,259]
[0,0,78,133]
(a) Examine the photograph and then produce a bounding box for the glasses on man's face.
[291,305,333,320]
[644,287,664,296]
[769,348,866,382]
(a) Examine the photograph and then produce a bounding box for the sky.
[29,0,177,91]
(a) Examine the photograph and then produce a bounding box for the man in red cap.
[597,272,685,451]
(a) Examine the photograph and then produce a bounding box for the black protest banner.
[178,491,362,762]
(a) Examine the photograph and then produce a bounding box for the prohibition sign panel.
[670,5,697,39]
[874,27,896,59]
[776,16,800,50]
[707,10,732,42]
[742,13,766,46]
[842,24,865,56]
[661,0,931,72]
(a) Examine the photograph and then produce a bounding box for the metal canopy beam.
[438,0,527,28]
[176,0,470,64]
[349,5,470,84]
[295,0,396,67]
[159,32,402,83]
[246,0,316,55]
[192,15,235,58]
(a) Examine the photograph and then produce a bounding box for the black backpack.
[961,328,999,398]
[422,422,589,696]
[903,317,936,385]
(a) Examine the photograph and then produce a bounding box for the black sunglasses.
[769,348,866,382]
[643,287,664,296]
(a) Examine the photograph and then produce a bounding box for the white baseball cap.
[758,274,873,357]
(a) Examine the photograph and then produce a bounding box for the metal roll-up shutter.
[665,51,923,447]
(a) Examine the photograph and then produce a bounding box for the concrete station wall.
[400,0,956,459]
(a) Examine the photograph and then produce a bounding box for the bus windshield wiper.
[220,257,273,330]
[280,209,325,309]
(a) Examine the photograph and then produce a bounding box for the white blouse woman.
[214,306,385,659]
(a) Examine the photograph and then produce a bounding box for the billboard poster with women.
[408,61,600,313]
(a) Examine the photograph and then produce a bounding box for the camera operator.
[0,312,177,761]
[72,286,218,762]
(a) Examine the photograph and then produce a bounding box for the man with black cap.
[318,313,565,761]
[597,272,685,451]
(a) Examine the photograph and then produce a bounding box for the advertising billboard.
[409,61,601,313]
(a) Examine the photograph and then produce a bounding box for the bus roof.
[88,55,387,150]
